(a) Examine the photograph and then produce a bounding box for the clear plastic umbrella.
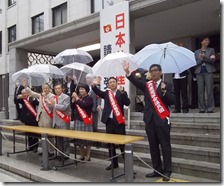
[60,62,93,87]
[54,49,93,65]
[92,51,137,77]
[134,42,197,73]
[28,64,64,79]
[12,68,49,86]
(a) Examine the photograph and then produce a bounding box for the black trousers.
[145,118,172,175]
[106,118,125,165]
[173,77,189,110]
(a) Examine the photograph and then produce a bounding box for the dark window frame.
[8,25,16,43]
[32,13,44,35]
[52,3,67,27]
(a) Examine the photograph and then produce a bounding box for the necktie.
[155,82,158,89]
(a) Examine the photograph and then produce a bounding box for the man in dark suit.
[14,82,24,120]
[172,70,189,113]
[122,61,175,181]
[92,76,130,170]
[17,89,39,153]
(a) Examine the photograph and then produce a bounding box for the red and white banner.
[41,96,53,119]
[23,98,37,118]
[54,96,70,123]
[108,90,125,124]
[75,104,92,125]
[146,80,170,119]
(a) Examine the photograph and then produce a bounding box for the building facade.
[0,0,221,119]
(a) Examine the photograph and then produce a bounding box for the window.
[32,13,44,34]
[0,31,2,54]
[8,0,16,7]
[8,25,16,43]
[52,3,67,27]
[91,0,125,13]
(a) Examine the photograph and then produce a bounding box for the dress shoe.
[48,153,54,157]
[162,173,171,181]
[86,157,91,161]
[206,111,213,113]
[146,172,161,178]
[199,111,205,113]
[58,156,69,161]
[106,163,119,170]
[80,157,85,161]
[172,109,181,113]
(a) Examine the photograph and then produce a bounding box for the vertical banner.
[100,1,130,95]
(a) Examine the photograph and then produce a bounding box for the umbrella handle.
[74,71,83,92]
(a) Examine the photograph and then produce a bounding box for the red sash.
[41,96,53,119]
[146,80,170,119]
[23,98,37,118]
[54,96,70,123]
[75,104,92,125]
[108,90,125,124]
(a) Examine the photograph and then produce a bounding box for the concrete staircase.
[0,111,221,181]
[93,111,221,181]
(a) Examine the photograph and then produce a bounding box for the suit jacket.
[92,86,130,125]
[14,85,24,103]
[26,87,55,126]
[127,73,175,125]
[74,95,93,122]
[65,80,76,96]
[52,93,71,127]
[194,47,216,74]
[89,85,101,112]
[17,97,39,126]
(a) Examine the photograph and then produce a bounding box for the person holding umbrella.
[92,76,130,170]
[72,84,93,161]
[122,61,175,181]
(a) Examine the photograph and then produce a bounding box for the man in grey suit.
[85,73,101,132]
[47,83,70,161]
[194,36,216,113]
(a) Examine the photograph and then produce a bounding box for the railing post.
[0,127,2,155]
[41,133,49,170]
[125,144,133,182]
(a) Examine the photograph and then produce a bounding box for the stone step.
[97,128,220,148]
[1,132,220,181]
[88,147,220,181]
[132,141,220,164]
[129,120,220,135]
[130,112,220,124]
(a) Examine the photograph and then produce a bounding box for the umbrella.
[28,64,64,79]
[92,51,138,77]
[54,49,93,65]
[12,68,49,86]
[60,62,93,85]
[134,42,196,73]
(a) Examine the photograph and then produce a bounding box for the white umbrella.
[60,62,93,85]
[54,49,93,65]
[12,68,49,86]
[92,51,137,77]
[28,64,64,79]
[134,42,196,73]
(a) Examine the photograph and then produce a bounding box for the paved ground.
[0,140,218,183]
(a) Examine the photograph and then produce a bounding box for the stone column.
[8,48,28,119]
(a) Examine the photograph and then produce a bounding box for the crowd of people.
[13,36,216,182]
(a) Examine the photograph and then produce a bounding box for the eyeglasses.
[149,69,160,73]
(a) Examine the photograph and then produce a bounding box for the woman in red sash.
[72,84,93,161]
